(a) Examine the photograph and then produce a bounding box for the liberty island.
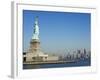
[23,16,59,64]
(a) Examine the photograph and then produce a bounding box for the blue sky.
[23,10,91,54]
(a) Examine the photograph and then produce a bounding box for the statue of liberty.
[32,16,39,40]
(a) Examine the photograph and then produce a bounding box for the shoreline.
[23,60,76,65]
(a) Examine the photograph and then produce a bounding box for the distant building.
[23,16,58,62]
[77,50,81,59]
[84,48,86,55]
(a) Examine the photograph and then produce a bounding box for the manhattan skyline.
[23,10,91,54]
